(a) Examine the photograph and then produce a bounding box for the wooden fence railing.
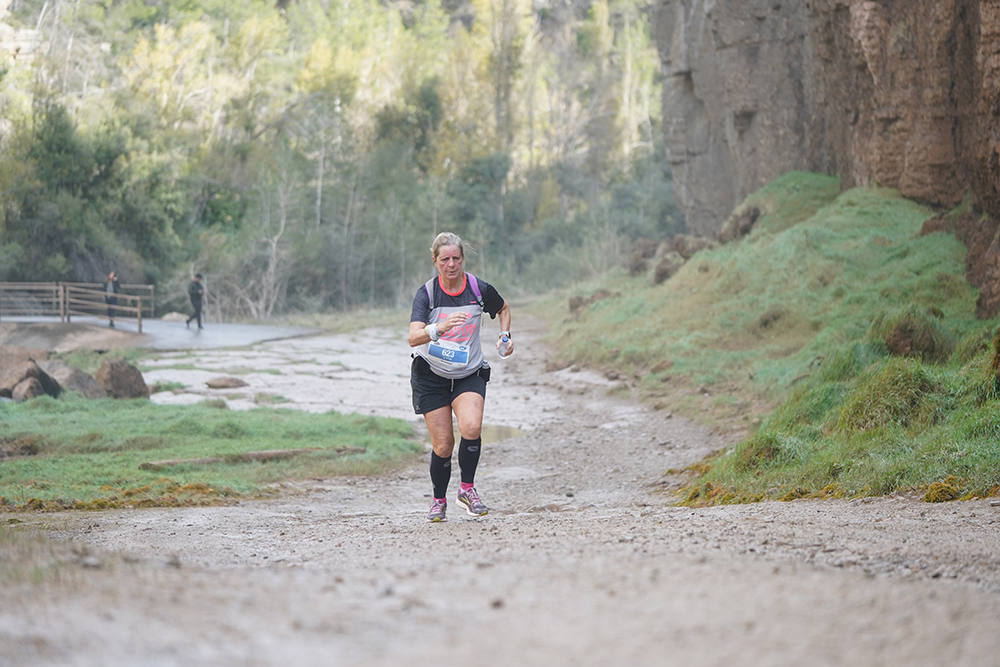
[0,282,155,333]
[61,282,156,317]
[0,282,62,318]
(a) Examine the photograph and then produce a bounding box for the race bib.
[428,338,470,367]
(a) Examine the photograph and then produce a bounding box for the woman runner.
[408,232,513,522]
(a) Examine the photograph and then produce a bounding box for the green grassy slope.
[539,172,1000,503]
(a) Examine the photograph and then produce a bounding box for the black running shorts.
[410,355,487,414]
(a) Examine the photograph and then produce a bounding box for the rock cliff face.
[654,0,1000,315]
[654,0,1000,230]
[655,0,824,236]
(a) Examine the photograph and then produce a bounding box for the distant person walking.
[408,232,513,522]
[186,273,205,329]
[103,271,120,328]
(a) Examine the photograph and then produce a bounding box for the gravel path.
[3,314,1000,666]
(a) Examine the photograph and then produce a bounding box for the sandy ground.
[2,315,1000,666]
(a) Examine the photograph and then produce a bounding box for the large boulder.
[37,360,107,399]
[0,344,49,369]
[0,359,61,399]
[653,251,686,285]
[12,377,45,401]
[672,234,717,260]
[94,359,149,399]
[717,206,761,244]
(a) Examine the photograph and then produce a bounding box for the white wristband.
[425,323,440,341]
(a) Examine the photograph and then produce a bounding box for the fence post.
[137,296,143,334]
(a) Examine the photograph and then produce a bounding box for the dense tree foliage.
[0,0,679,317]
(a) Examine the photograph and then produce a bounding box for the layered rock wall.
[655,0,823,236]
[654,0,1000,235]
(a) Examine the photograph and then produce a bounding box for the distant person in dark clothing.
[104,271,120,328]
[186,273,205,329]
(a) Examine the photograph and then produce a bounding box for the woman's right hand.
[438,311,469,334]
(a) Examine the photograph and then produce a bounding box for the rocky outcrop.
[95,359,149,399]
[0,359,61,400]
[11,376,45,401]
[38,360,109,399]
[654,0,1000,315]
[1,344,148,402]
[654,0,1000,230]
[717,206,761,244]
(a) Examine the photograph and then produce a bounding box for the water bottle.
[498,331,513,359]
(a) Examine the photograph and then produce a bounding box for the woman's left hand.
[496,336,514,355]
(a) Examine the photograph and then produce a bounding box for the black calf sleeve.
[430,451,451,499]
[458,437,482,485]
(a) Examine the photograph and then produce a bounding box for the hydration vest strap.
[425,274,484,310]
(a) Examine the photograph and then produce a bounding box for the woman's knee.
[453,400,484,439]
[424,409,455,454]
[432,441,456,458]
[456,416,482,440]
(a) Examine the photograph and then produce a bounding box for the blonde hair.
[430,232,464,260]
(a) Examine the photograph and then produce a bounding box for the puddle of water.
[480,423,524,441]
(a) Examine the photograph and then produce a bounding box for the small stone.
[80,556,103,569]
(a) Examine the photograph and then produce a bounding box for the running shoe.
[427,498,447,522]
[457,487,488,517]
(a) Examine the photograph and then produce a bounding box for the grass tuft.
[868,306,955,363]
[836,358,939,432]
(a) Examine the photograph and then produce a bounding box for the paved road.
[0,315,318,351]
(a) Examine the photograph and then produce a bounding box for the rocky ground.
[2,314,1000,666]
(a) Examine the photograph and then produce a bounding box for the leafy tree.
[0,0,675,312]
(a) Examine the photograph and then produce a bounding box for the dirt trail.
[3,315,1000,666]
